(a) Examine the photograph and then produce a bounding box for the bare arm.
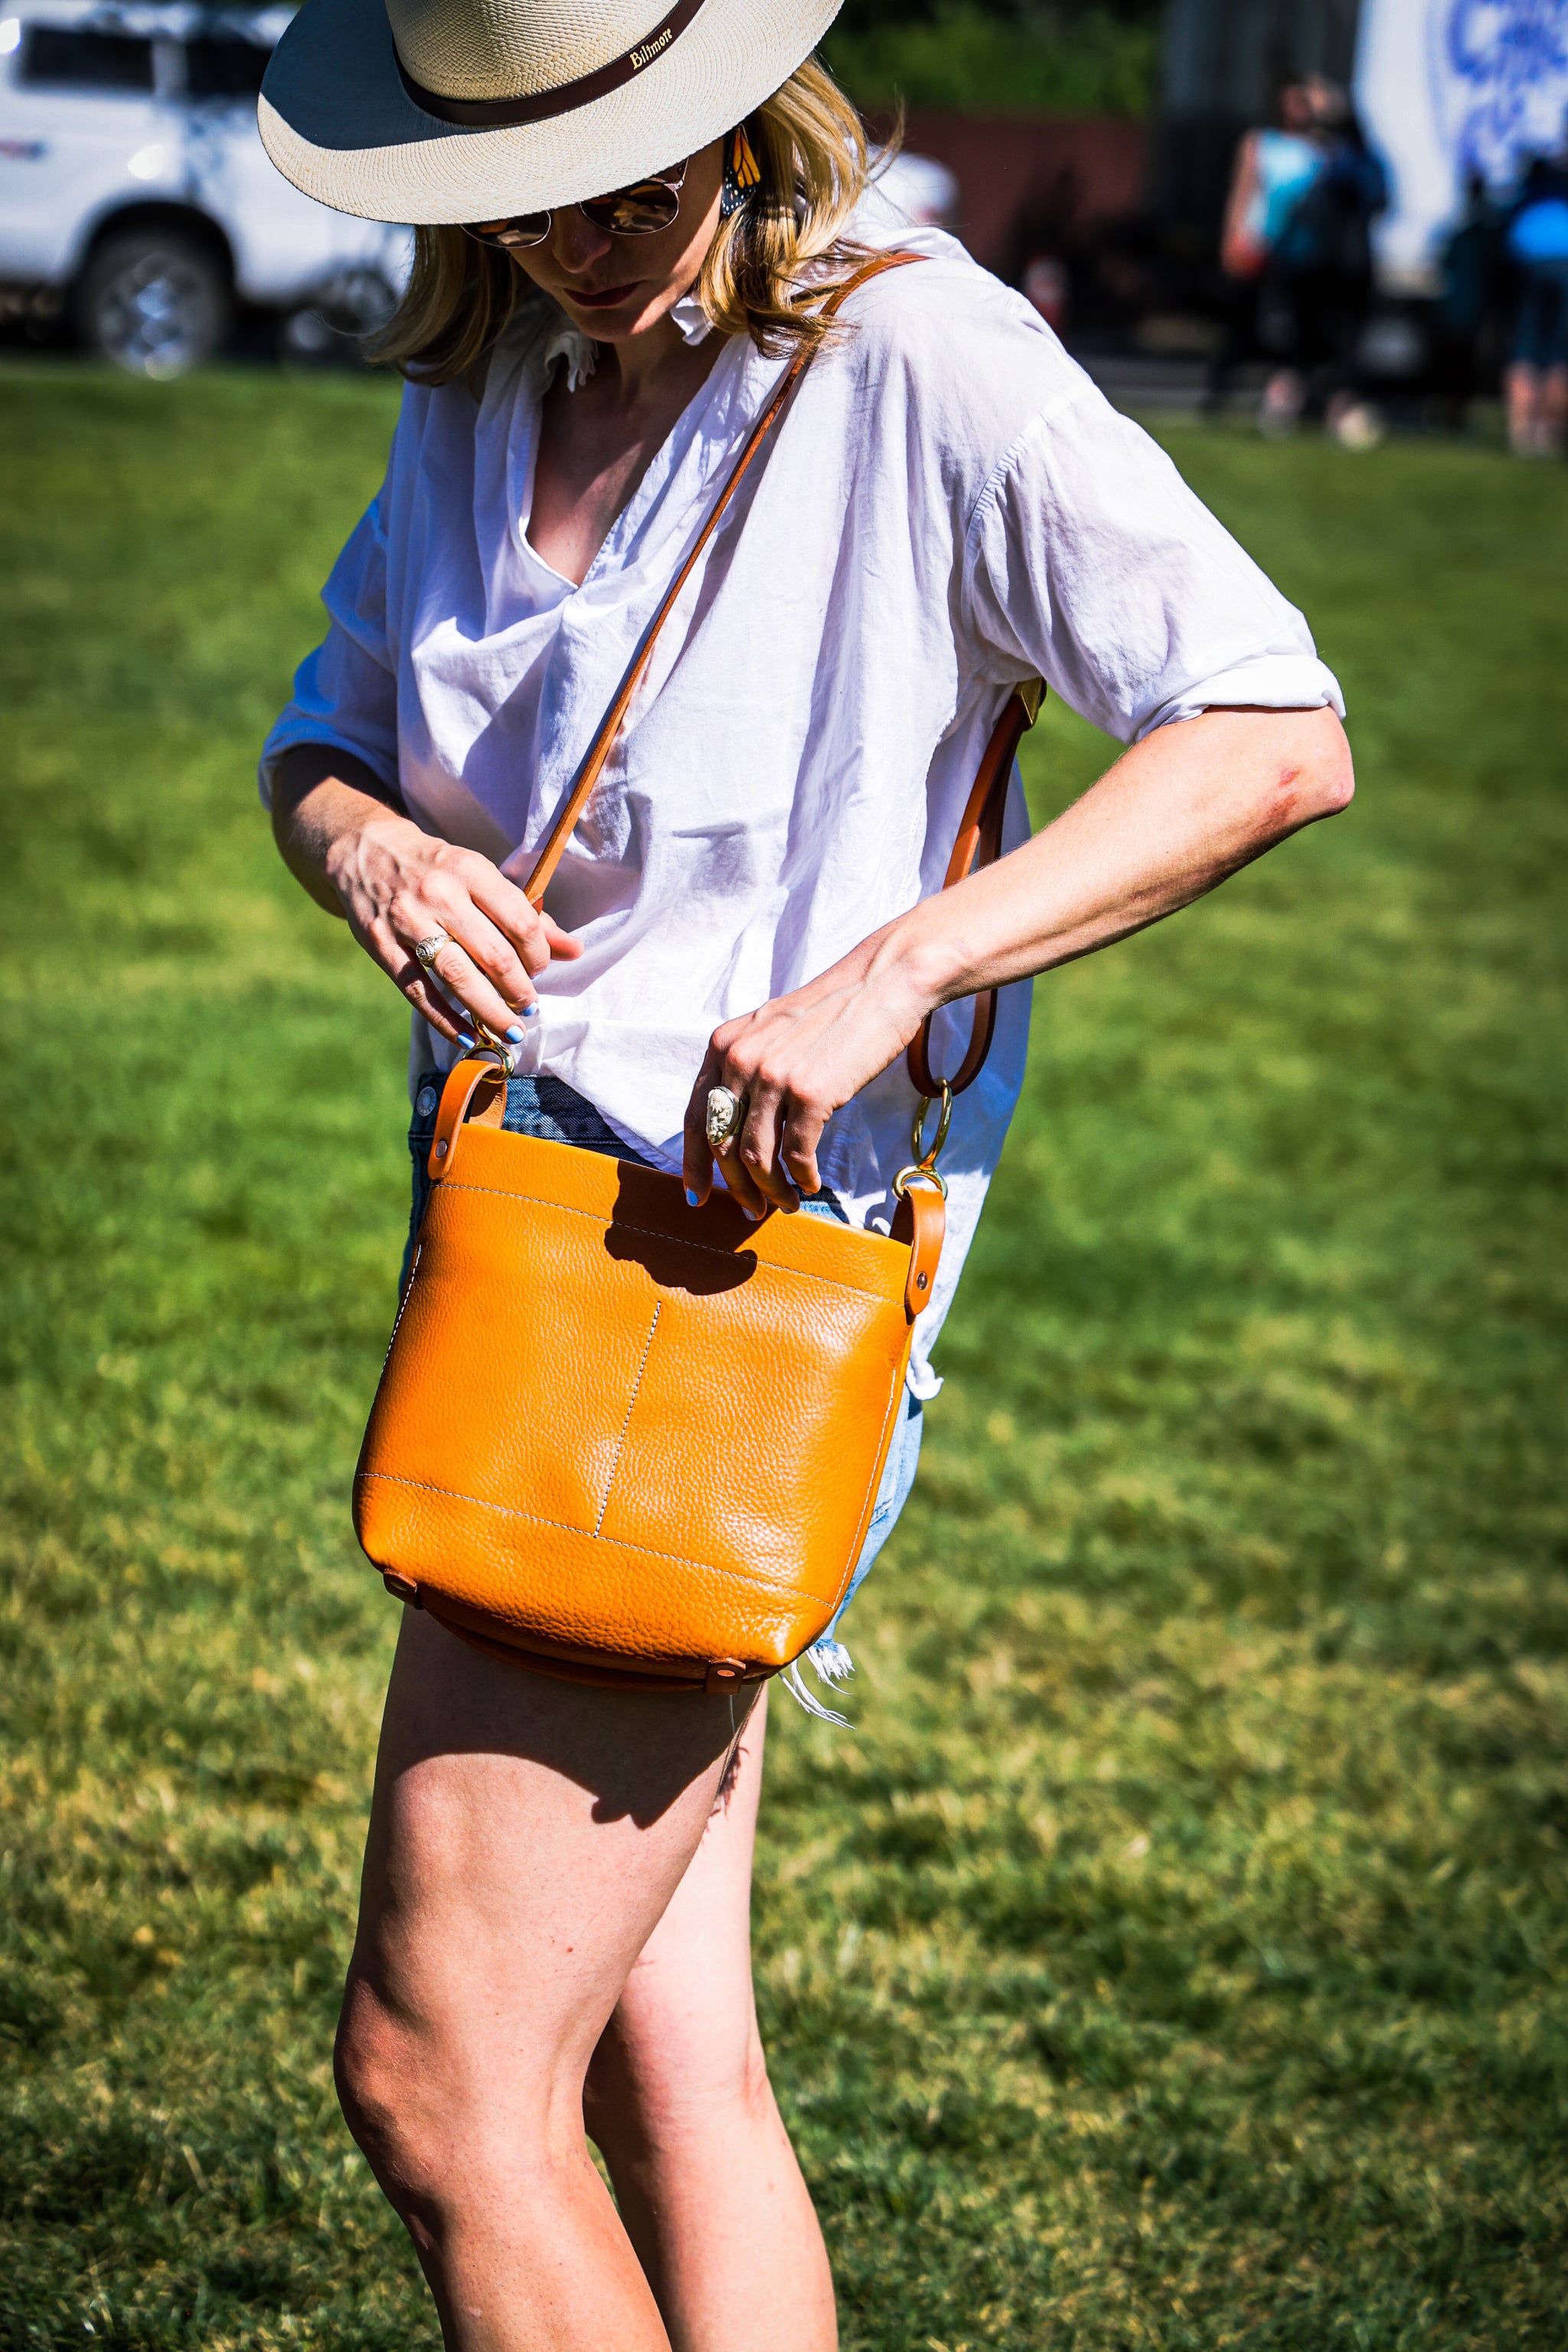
[684,704,1354,1214]
[1220,129,1265,277]
[270,744,581,1048]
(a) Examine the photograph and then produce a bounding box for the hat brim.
[259,0,844,224]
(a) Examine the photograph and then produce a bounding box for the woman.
[1262,87,1387,448]
[258,1,1351,2342]
[1209,74,1325,423]
[1215,75,1387,443]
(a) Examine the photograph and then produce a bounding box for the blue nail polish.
[456,1029,476,1049]
[523,1002,540,1020]
[684,1187,700,1207]
[505,1024,525,1042]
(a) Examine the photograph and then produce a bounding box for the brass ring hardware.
[466,1020,519,1076]
[893,1162,949,1203]
[893,1079,954,1200]
[909,1080,953,1171]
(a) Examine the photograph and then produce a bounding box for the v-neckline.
[511,323,759,595]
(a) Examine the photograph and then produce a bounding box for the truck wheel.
[74,230,229,379]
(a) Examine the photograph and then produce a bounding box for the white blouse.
[260,207,1343,1397]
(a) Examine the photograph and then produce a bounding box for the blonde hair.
[374,57,873,387]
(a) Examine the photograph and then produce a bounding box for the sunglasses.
[464,158,688,253]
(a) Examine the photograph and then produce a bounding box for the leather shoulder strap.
[905,679,1043,1102]
[520,250,923,910]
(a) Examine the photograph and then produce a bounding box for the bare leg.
[583,1688,837,2352]
[335,1608,762,2350]
[1507,360,1542,456]
[1259,368,1305,436]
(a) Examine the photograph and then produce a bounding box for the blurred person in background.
[1253,79,1388,447]
[1207,74,1326,416]
[1432,171,1508,431]
[1504,125,1568,456]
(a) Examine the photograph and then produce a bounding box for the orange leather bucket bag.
[353,256,1040,1692]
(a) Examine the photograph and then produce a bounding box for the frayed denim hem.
[782,1388,925,1727]
[781,1638,858,1726]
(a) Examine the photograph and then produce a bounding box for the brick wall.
[870,113,1149,276]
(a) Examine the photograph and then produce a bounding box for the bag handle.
[904,678,1043,1108]
[520,249,925,910]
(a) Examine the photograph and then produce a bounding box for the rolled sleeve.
[961,387,1344,743]
[257,494,400,808]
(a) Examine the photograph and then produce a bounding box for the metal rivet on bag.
[435,1139,448,1157]
[917,1271,928,1289]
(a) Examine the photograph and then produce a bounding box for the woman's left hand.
[682,953,928,1217]
[680,706,1356,1220]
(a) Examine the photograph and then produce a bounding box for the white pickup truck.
[0,0,409,372]
[0,5,957,381]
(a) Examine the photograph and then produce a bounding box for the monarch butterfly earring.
[720,123,761,220]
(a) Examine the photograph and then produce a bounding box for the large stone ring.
[413,929,452,974]
[705,1085,748,1152]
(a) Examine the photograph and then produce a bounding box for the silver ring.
[705,1085,748,1152]
[413,929,451,974]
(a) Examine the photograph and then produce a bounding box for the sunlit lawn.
[2,364,1565,2348]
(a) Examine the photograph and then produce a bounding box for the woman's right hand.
[271,746,581,1048]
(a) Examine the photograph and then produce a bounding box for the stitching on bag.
[378,1243,421,1377]
[435,1181,896,1304]
[595,1302,659,1537]
[827,1374,906,1619]
[355,1468,842,1608]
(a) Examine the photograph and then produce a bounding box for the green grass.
[2,364,1566,2348]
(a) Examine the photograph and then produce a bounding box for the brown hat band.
[396,0,710,126]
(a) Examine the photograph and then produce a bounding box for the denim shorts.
[405,1071,922,1708]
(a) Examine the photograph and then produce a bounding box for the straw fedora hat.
[259,0,847,225]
